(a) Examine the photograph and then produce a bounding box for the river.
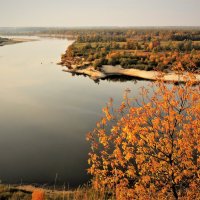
[0,36,149,187]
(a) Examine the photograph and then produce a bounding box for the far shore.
[12,38,37,43]
[38,33,76,40]
[0,37,37,46]
[61,64,200,83]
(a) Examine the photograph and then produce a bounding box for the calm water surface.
[0,37,149,187]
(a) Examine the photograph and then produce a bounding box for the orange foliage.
[32,189,45,200]
[87,74,200,199]
[106,52,120,59]
[149,41,160,50]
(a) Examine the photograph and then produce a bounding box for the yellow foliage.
[87,73,200,199]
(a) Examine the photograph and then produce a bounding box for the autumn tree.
[87,74,200,199]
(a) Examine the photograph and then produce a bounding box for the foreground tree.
[87,74,200,199]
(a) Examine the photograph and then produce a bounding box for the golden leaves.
[87,74,200,199]
[102,106,113,121]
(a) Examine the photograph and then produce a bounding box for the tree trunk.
[172,184,178,200]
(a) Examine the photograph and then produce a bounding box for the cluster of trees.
[92,51,200,72]
[63,40,200,72]
[171,32,200,41]
[0,37,9,44]
[93,52,154,71]
[77,35,126,43]
[162,40,200,52]
[66,38,200,55]
[75,35,200,52]
[87,75,200,199]
[147,51,200,72]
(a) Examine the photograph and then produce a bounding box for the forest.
[60,28,200,73]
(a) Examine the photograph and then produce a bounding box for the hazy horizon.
[0,0,200,27]
[1,26,200,28]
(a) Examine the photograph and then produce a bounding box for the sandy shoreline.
[12,38,37,42]
[62,65,200,82]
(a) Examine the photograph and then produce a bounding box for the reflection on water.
[66,72,152,85]
[0,36,149,187]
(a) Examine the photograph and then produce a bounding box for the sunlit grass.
[0,184,116,200]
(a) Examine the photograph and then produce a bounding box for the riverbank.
[61,64,200,82]
[0,37,36,46]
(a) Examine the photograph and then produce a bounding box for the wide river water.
[0,36,149,187]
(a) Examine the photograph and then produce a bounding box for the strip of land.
[62,64,200,82]
[59,28,200,82]
[0,37,36,46]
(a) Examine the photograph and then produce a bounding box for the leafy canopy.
[87,74,200,199]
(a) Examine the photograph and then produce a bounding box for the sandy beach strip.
[63,65,200,82]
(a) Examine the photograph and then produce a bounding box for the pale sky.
[0,0,199,27]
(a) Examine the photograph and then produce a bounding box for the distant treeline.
[1,27,200,41]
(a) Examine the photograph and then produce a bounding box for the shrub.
[32,190,45,200]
